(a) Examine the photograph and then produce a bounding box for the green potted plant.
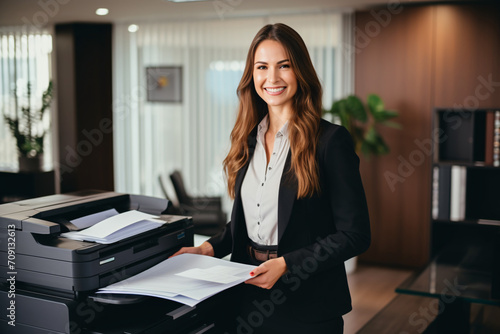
[323,94,399,274]
[3,81,53,172]
[323,94,400,157]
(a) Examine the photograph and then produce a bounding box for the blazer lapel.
[231,128,258,240]
[278,149,297,243]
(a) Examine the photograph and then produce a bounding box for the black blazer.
[208,119,371,321]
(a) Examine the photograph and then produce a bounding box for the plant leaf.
[39,81,53,118]
[367,94,384,114]
[366,94,384,114]
[349,126,364,152]
[363,126,390,155]
[364,126,378,144]
[367,94,398,122]
[3,81,53,155]
[345,95,367,123]
[374,136,390,155]
[375,109,399,122]
[339,110,351,132]
[330,99,344,116]
[329,93,399,157]
[330,99,351,130]
[360,141,372,157]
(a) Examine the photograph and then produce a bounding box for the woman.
[173,23,370,333]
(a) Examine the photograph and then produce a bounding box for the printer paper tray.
[0,222,194,292]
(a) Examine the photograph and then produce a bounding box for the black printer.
[0,190,222,334]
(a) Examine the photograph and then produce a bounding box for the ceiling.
[0,0,457,27]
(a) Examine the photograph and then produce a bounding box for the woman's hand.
[245,257,287,289]
[170,241,215,258]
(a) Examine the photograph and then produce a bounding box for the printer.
[0,190,223,334]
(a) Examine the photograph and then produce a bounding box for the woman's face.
[253,40,297,112]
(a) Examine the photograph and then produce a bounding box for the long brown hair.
[223,23,322,199]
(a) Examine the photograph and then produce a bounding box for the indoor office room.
[0,0,499,333]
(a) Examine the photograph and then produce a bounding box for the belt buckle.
[253,247,264,261]
[249,245,265,262]
[248,244,277,262]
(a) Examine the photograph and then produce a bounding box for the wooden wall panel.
[355,6,434,267]
[355,3,500,268]
[55,23,114,193]
[433,4,500,108]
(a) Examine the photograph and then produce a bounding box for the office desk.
[396,243,500,334]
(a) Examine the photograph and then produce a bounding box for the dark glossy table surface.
[396,243,500,306]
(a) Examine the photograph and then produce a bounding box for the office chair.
[167,170,227,236]
[169,170,223,212]
[158,175,184,215]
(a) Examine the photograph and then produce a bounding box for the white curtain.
[0,26,52,170]
[113,12,353,212]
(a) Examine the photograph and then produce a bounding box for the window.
[0,27,52,170]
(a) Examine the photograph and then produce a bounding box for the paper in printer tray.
[0,190,194,294]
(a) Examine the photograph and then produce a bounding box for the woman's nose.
[267,68,279,84]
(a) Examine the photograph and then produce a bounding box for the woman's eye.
[280,64,290,69]
[257,65,267,70]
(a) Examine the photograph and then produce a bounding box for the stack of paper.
[69,208,119,230]
[61,210,164,244]
[97,253,256,306]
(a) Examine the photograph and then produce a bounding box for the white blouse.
[241,115,290,246]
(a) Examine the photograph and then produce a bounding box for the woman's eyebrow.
[254,59,290,65]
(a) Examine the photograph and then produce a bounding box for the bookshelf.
[430,108,500,259]
[395,108,500,333]
[431,108,500,297]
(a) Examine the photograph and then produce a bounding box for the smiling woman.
[172,23,370,334]
[112,13,351,210]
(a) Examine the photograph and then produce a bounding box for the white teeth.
[266,87,285,93]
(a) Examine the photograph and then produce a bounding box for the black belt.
[247,242,278,262]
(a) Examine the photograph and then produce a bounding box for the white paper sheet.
[70,208,119,229]
[175,265,248,284]
[76,210,161,238]
[61,210,164,244]
[97,253,256,306]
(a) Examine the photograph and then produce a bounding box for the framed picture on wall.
[146,66,182,103]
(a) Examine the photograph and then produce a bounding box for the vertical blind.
[113,13,353,211]
[0,26,52,170]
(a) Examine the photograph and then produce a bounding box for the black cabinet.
[431,108,500,297]
[0,170,55,203]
